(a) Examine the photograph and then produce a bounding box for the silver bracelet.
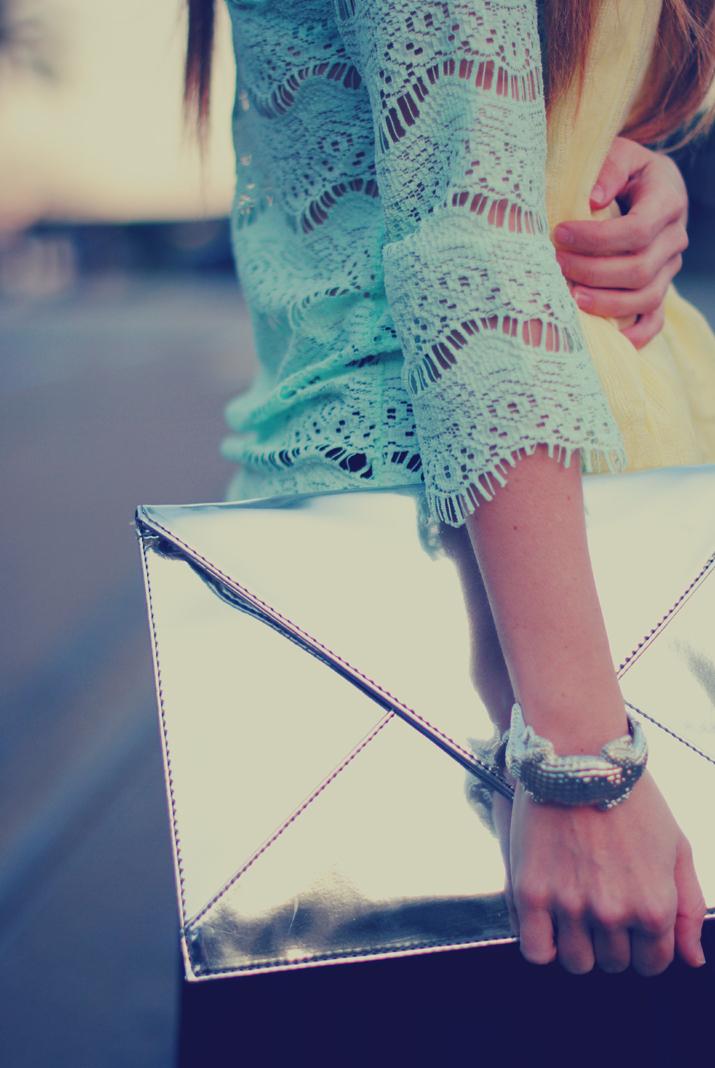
[505,701,648,811]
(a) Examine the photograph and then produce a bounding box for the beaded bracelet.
[505,702,648,811]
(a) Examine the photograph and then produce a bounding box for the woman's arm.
[555,136,691,350]
[464,440,707,978]
[333,0,630,747]
[332,0,628,530]
[464,442,629,753]
[332,0,707,976]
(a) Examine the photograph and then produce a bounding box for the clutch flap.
[135,465,715,976]
[136,465,714,774]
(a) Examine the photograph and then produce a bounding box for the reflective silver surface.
[135,464,715,981]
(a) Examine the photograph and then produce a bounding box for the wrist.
[513,689,630,756]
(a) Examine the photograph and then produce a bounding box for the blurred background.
[1,1,249,1065]
[0,2,714,1065]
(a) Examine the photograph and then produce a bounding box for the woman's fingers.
[517,896,686,977]
[619,305,665,350]
[592,926,631,973]
[673,836,708,968]
[552,908,596,974]
[555,219,688,291]
[554,139,688,258]
[630,908,677,977]
[516,900,558,966]
[508,774,707,977]
[553,208,660,256]
[570,254,681,320]
[586,135,644,213]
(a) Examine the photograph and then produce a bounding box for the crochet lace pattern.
[220,0,627,527]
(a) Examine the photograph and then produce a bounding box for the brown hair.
[184,0,715,153]
[542,0,715,151]
[184,0,216,152]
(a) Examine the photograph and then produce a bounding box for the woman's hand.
[552,136,690,349]
[507,768,708,976]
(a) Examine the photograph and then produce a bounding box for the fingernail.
[591,183,606,204]
[575,289,593,309]
[554,225,574,245]
[696,947,706,966]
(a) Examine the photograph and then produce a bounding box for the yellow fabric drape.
[545,0,715,472]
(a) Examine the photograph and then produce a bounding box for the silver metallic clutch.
[133,464,715,982]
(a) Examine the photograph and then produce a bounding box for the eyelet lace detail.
[221,0,627,528]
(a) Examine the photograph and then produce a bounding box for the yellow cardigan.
[546,0,715,473]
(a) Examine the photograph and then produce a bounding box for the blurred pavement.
[0,273,256,1067]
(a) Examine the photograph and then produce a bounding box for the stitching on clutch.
[141,537,189,926]
[190,905,715,977]
[616,551,715,677]
[184,711,394,930]
[624,698,715,768]
[188,931,517,977]
[188,903,715,977]
[142,514,510,789]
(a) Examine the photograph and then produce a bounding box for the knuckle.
[513,881,550,912]
[614,163,630,189]
[636,902,676,937]
[630,220,654,250]
[640,914,672,938]
[630,257,653,288]
[603,153,624,179]
[554,893,587,921]
[578,261,597,286]
[591,904,629,931]
[676,228,690,253]
[642,288,663,314]
[608,293,630,316]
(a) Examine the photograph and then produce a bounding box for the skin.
[464,443,707,978]
[553,135,690,348]
[461,136,705,977]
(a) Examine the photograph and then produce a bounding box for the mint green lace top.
[220,0,627,527]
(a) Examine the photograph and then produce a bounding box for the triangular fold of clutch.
[182,712,512,979]
[139,538,398,922]
[137,489,514,789]
[137,466,715,770]
[618,553,715,762]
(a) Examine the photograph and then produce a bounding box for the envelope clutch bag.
[133,464,715,982]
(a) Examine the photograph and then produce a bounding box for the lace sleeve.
[332,0,627,526]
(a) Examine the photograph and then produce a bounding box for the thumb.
[589,137,643,211]
[673,836,708,967]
